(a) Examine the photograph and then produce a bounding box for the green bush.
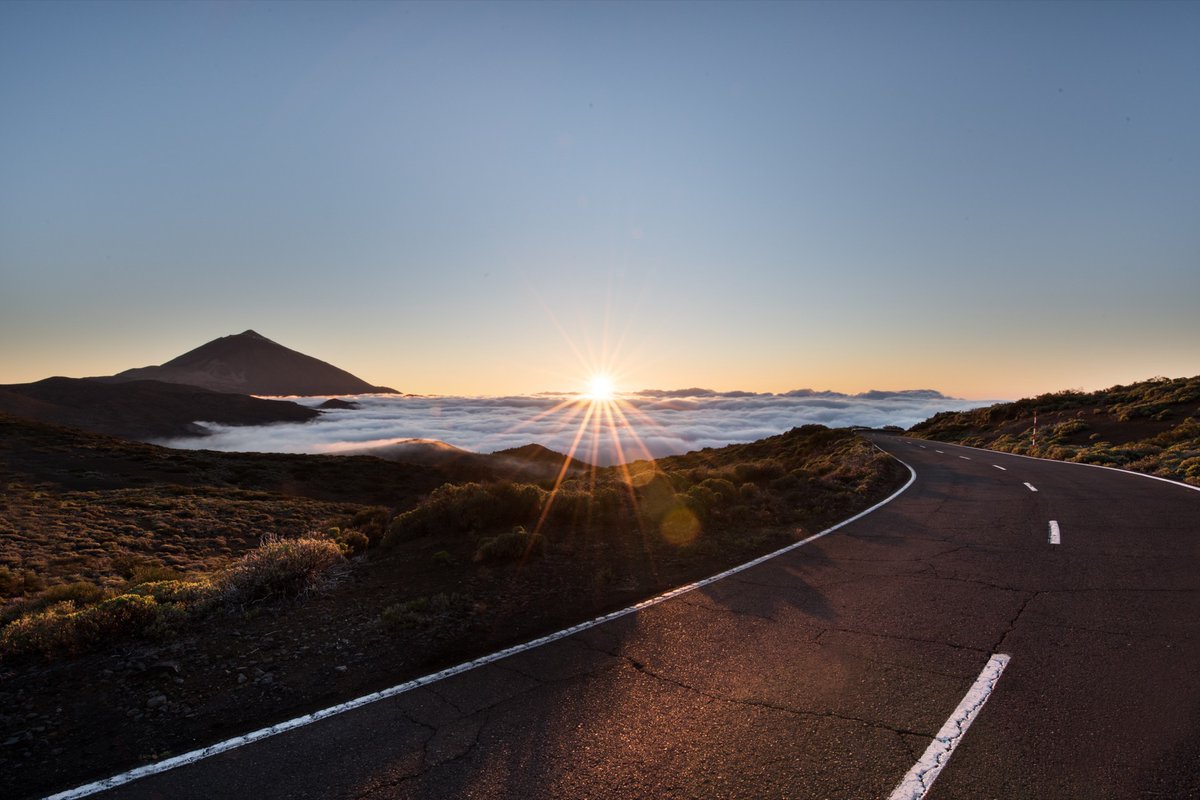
[40,581,107,608]
[0,594,166,660]
[381,603,422,630]
[332,529,370,556]
[697,478,738,502]
[733,460,786,484]
[385,482,544,544]
[127,564,183,587]
[217,535,345,607]
[0,567,19,596]
[474,528,544,563]
[349,506,391,544]
[127,579,217,608]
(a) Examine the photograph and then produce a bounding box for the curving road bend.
[64,435,1200,800]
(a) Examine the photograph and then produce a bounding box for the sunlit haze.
[2,1,1197,399]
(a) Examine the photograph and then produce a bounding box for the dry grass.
[0,483,363,596]
[0,534,348,660]
[910,375,1200,485]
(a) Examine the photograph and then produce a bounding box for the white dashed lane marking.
[992,465,1006,471]
[888,653,1012,800]
[1024,482,1038,492]
[1049,520,1061,545]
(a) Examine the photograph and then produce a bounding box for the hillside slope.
[108,330,397,396]
[0,377,319,440]
[908,375,1200,485]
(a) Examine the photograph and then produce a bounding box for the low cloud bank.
[158,388,987,466]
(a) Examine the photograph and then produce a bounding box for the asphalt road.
[71,436,1200,799]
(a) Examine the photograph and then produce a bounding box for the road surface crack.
[614,651,933,739]
[992,590,1040,653]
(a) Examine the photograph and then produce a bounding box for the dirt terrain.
[0,414,905,799]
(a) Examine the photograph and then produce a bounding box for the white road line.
[43,460,921,800]
[888,653,1012,800]
[911,439,1200,494]
[1024,482,1038,492]
[992,465,1006,471]
[1049,520,1061,545]
[935,450,945,454]
[919,445,927,449]
[959,456,971,460]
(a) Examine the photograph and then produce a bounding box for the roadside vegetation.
[0,412,901,664]
[1,411,908,798]
[908,375,1200,485]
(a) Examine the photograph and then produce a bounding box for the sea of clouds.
[159,388,987,466]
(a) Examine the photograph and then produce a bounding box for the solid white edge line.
[1049,520,1061,545]
[1023,482,1038,492]
[907,439,1200,494]
[888,653,1012,800]
[44,448,920,800]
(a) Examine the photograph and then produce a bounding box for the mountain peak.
[108,331,398,396]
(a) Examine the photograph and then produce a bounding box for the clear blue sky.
[2,0,1197,398]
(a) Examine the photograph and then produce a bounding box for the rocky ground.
[0,416,906,798]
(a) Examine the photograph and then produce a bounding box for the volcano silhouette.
[108,330,397,396]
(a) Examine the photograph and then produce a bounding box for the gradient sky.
[2,0,1197,400]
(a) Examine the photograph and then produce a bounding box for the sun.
[586,374,616,401]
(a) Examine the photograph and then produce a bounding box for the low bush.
[385,482,544,544]
[217,535,345,607]
[349,506,391,544]
[0,594,168,660]
[126,564,183,587]
[474,528,544,563]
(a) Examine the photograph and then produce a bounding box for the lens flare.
[500,295,697,556]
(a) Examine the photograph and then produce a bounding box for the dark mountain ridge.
[0,377,319,441]
[105,330,397,396]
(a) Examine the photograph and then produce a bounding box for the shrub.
[38,581,108,609]
[126,564,183,587]
[350,506,391,544]
[127,579,217,609]
[474,527,544,563]
[431,550,456,567]
[217,535,345,607]
[738,483,762,502]
[385,482,544,545]
[380,592,467,630]
[733,460,786,484]
[381,603,422,630]
[0,567,18,596]
[697,478,738,503]
[0,594,166,660]
[334,529,370,556]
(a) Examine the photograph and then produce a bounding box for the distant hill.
[339,439,591,482]
[0,377,319,441]
[907,375,1200,485]
[490,443,593,474]
[105,330,397,396]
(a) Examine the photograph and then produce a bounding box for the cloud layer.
[159,389,987,466]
